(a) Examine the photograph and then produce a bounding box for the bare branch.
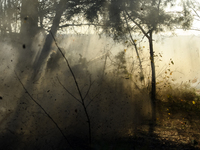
[175,26,200,32]
[59,23,106,28]
[123,11,144,77]
[50,30,84,101]
[189,0,200,18]
[56,76,82,103]
[124,10,150,39]
[50,31,92,146]
[83,79,95,101]
[86,92,101,108]
[14,70,74,149]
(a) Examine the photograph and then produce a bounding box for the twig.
[50,31,92,147]
[83,78,95,101]
[86,92,101,108]
[56,76,81,103]
[123,11,144,78]
[49,31,84,101]
[14,70,74,149]
[59,23,106,28]
[189,1,200,19]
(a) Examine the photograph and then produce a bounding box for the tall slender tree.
[83,0,193,134]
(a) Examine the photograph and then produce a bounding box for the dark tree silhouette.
[82,0,193,134]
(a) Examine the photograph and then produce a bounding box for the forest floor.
[149,96,200,150]
[90,91,200,150]
[129,92,200,150]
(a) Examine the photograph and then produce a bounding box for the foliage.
[83,0,192,39]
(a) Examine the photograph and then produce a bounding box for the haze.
[0,0,200,149]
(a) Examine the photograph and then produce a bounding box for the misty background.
[0,0,200,149]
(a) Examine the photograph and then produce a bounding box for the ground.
[90,93,200,150]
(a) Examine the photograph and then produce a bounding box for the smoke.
[154,35,200,85]
[0,30,200,149]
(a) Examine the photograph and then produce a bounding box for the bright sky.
[170,0,200,35]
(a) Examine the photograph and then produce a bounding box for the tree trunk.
[148,30,156,135]
[133,41,144,81]
[20,0,39,47]
[32,0,66,78]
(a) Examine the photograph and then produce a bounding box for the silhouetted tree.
[83,0,193,134]
[32,0,86,76]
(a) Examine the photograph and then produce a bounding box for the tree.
[30,0,88,77]
[183,0,200,31]
[15,1,95,147]
[0,0,21,37]
[83,0,193,134]
[20,0,39,36]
